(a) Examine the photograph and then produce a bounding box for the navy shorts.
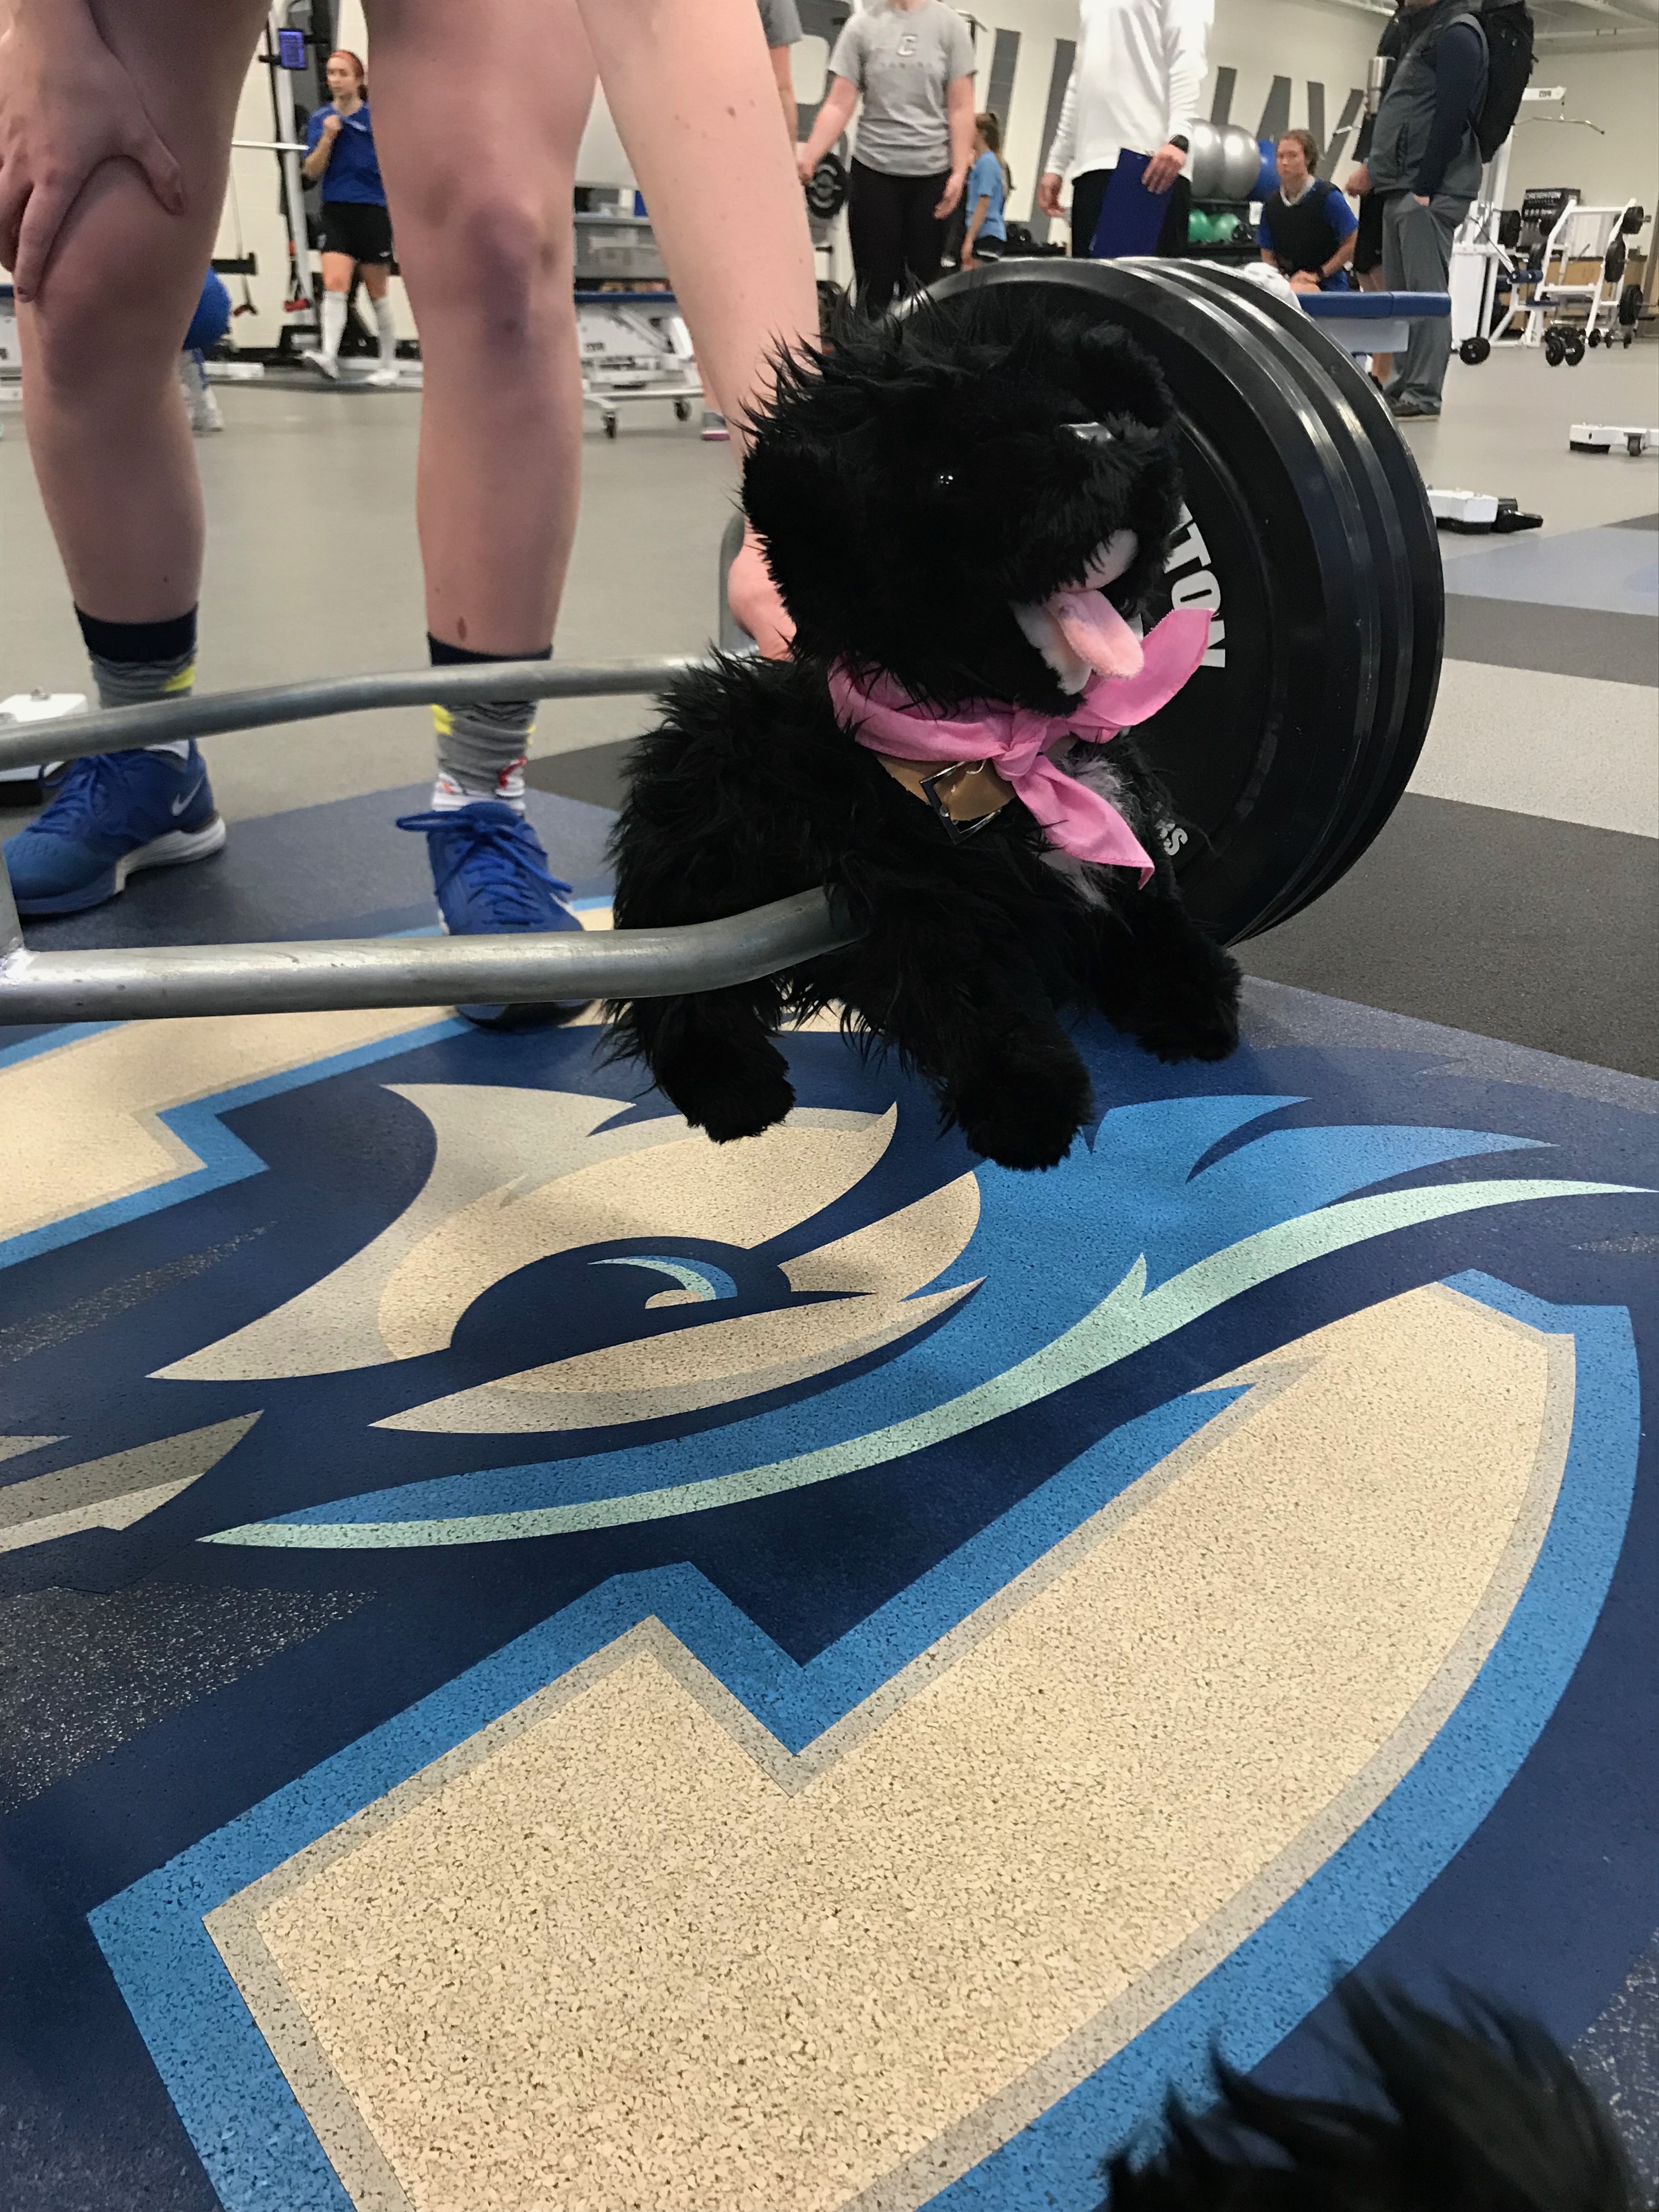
[1353,190,1385,276]
[319,200,393,265]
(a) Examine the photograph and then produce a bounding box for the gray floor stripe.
[526,739,634,812]
[1244,792,1659,1079]
[1442,597,1658,686]
[1612,512,1659,532]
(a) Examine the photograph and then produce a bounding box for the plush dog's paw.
[1129,985,1241,1065]
[954,1051,1094,1172]
[1119,939,1243,1065]
[663,1063,797,1144]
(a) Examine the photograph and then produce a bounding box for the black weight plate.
[1177,267,1443,919]
[930,259,1380,946]
[1129,262,1413,934]
[1156,264,1438,929]
[805,154,848,222]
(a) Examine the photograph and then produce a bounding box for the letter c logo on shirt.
[898,32,919,55]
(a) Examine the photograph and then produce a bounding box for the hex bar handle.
[0,889,858,1024]
[0,657,696,774]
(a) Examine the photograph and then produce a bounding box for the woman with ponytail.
[961,110,1009,267]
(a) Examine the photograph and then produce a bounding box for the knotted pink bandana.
[827,607,1211,885]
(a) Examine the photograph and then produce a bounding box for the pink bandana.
[827,607,1211,885]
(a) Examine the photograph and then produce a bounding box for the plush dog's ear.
[742,431,864,636]
[1076,322,1176,433]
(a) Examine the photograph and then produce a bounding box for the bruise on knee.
[402,194,573,350]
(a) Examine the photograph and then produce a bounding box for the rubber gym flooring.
[1,345,1656,2208]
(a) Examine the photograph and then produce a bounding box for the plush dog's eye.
[1067,421,1115,447]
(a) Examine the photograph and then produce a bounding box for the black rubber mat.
[1243,791,1659,1078]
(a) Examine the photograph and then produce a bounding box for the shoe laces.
[396,806,574,928]
[28,750,178,840]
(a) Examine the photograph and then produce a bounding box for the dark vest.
[1261,184,1348,275]
[1368,0,1488,200]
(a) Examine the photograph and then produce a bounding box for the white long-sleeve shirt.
[1047,0,1214,179]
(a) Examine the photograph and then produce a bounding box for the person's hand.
[321,111,343,139]
[960,245,977,269]
[1036,170,1064,219]
[727,517,794,661]
[795,141,816,185]
[0,6,185,300]
[1142,141,1187,194]
[1412,192,1430,207]
[1289,269,1321,292]
[1346,162,1370,196]
[934,170,966,220]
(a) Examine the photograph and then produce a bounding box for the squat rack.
[0,659,856,1026]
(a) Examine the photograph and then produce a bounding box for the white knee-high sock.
[320,292,348,361]
[373,295,398,365]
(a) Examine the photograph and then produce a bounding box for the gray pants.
[1381,190,1470,411]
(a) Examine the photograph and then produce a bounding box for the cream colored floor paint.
[1,1007,445,1249]
[161,1092,911,1388]
[216,1283,1570,2212]
[2,902,847,1270]
[376,1170,981,1436]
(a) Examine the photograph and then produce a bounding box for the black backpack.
[1475,0,1535,162]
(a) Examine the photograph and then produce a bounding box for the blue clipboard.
[1088,151,1169,258]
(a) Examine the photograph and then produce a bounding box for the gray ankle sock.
[431,696,535,809]
[427,640,550,811]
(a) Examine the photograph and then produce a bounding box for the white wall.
[1504,46,1659,229]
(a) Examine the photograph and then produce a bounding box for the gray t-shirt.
[828,2,976,177]
[756,0,803,46]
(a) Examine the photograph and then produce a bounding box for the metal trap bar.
[0,658,857,1024]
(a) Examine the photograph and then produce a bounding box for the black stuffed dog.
[610,289,1242,1172]
[1097,1985,1640,2211]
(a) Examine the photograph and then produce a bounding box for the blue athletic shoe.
[396,799,588,1027]
[3,744,225,916]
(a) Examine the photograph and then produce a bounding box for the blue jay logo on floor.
[0,1018,1640,1560]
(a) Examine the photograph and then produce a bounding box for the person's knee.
[402,191,572,351]
[27,222,198,394]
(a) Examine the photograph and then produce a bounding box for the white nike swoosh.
[170,782,205,818]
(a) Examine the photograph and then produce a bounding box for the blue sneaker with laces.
[396,799,588,1028]
[3,744,225,916]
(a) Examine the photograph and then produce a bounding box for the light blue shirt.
[966,148,1006,241]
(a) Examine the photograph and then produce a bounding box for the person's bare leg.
[364,0,594,1023]
[1359,264,1392,386]
[18,0,264,620]
[579,0,817,652]
[365,0,594,656]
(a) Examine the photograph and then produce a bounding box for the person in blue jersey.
[960,110,1008,268]
[301,49,398,384]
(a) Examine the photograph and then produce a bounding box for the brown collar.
[872,752,1017,834]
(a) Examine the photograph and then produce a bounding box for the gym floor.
[1,341,1656,2210]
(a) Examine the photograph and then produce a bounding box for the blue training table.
[1299,289,1449,356]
